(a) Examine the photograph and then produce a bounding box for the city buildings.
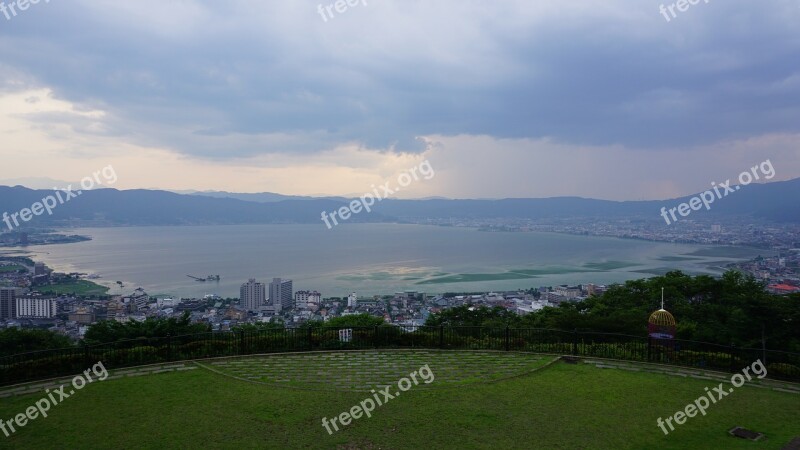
[0,287,17,320]
[68,307,96,325]
[586,284,608,296]
[124,288,150,312]
[554,285,582,299]
[269,278,293,312]
[347,292,357,308]
[295,290,321,309]
[106,299,127,321]
[32,262,50,282]
[157,297,182,308]
[0,247,795,337]
[418,216,800,249]
[16,295,58,319]
[240,278,266,312]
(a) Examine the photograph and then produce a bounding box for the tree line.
[425,271,800,352]
[2,270,797,355]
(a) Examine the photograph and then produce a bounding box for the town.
[1,248,798,341]
[0,261,604,339]
[426,216,800,250]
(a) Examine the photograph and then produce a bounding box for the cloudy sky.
[1,0,798,200]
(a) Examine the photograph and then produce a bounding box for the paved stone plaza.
[3,352,799,399]
[200,350,556,391]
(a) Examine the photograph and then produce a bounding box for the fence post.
[239,330,245,356]
[166,334,172,361]
[84,344,90,368]
[373,326,379,349]
[647,336,652,362]
[572,329,578,356]
[439,325,444,349]
[307,327,313,351]
[729,342,736,373]
[505,326,510,351]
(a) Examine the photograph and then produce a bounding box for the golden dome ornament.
[648,287,676,340]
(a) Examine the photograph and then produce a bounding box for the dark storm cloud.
[0,0,797,158]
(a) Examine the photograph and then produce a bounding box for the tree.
[425,305,520,327]
[0,328,74,356]
[424,271,800,352]
[232,320,285,332]
[302,314,386,329]
[83,311,210,344]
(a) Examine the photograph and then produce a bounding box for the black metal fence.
[1,326,798,387]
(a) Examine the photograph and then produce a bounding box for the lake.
[4,224,768,298]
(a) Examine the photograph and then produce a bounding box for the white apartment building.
[554,285,582,299]
[16,296,58,319]
[241,278,266,312]
[295,290,321,309]
[347,292,357,308]
[157,297,182,308]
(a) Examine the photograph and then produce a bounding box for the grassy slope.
[0,361,797,449]
[0,265,25,273]
[36,280,109,296]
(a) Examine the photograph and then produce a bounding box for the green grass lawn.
[0,353,797,449]
[0,265,25,273]
[36,280,109,296]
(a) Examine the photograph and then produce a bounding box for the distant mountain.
[375,178,800,223]
[0,177,86,190]
[678,177,800,222]
[0,178,797,227]
[0,187,376,227]
[186,190,344,203]
[186,190,450,203]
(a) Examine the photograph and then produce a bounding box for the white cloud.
[0,0,798,198]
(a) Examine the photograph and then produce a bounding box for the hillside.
[0,178,798,227]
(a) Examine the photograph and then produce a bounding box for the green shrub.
[767,363,800,380]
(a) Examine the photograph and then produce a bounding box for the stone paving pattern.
[204,350,554,391]
[3,353,798,398]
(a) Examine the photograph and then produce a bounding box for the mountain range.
[0,177,798,228]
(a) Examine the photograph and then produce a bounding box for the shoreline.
[1,220,790,250]
[2,224,773,300]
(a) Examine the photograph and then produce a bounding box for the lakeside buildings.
[16,295,58,319]
[425,216,800,249]
[238,277,295,313]
[0,248,797,340]
[295,290,321,309]
[0,288,17,320]
[240,279,266,312]
[270,278,293,313]
[347,293,357,308]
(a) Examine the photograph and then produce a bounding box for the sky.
[0,0,799,200]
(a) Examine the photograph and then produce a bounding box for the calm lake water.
[5,224,768,298]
